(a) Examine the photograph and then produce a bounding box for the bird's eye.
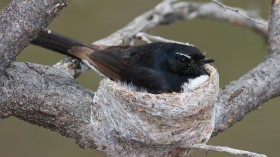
[176,55,189,63]
[180,56,187,62]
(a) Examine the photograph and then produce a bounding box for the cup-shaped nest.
[93,64,219,147]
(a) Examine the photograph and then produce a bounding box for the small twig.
[212,0,267,26]
[135,32,152,43]
[135,32,193,46]
[189,144,267,157]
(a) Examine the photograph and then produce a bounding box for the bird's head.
[166,43,214,76]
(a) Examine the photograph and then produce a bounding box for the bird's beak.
[201,57,215,64]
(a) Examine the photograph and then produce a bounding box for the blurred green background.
[0,0,279,157]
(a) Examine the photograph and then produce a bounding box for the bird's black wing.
[85,46,132,81]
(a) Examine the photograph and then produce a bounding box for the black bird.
[32,30,214,94]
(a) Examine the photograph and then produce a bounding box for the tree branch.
[94,1,267,46]
[213,0,280,134]
[268,0,280,55]
[212,0,267,26]
[214,55,280,133]
[0,0,69,74]
[190,144,267,157]
[0,62,96,148]
[193,2,268,38]
[135,32,190,45]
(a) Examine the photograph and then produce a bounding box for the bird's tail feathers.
[31,29,99,59]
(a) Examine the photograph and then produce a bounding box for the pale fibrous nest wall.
[90,64,219,155]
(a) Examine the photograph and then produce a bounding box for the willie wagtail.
[31,30,214,94]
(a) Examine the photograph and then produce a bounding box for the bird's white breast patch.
[181,75,209,92]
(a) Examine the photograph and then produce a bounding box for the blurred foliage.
[0,0,279,157]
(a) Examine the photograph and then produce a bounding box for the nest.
[93,64,219,148]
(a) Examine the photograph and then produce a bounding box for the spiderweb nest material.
[90,64,219,156]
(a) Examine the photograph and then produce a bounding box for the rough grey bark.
[0,0,69,74]
[268,1,280,55]
[0,0,279,157]
[0,62,96,148]
[214,55,280,133]
[214,0,280,134]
